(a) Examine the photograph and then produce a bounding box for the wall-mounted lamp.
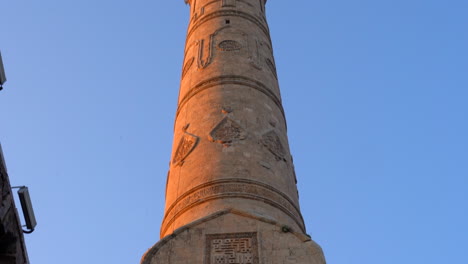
[0,50,7,90]
[12,186,37,234]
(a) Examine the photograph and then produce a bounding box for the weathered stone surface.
[162,0,302,239]
[143,0,326,263]
[142,210,325,264]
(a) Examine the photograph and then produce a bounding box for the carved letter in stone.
[172,131,199,166]
[249,39,263,70]
[197,26,252,69]
[260,130,286,161]
[205,232,258,264]
[197,36,215,69]
[209,117,247,144]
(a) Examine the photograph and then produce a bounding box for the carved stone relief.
[209,117,247,144]
[192,0,197,15]
[162,179,305,235]
[259,161,271,170]
[249,39,263,70]
[197,26,250,69]
[217,40,242,51]
[182,57,194,79]
[205,232,258,264]
[197,38,214,69]
[260,130,286,161]
[187,9,270,43]
[172,125,200,166]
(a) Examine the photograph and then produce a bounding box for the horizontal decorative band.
[176,75,285,121]
[161,179,305,236]
[186,9,271,47]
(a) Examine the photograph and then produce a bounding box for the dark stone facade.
[0,144,29,264]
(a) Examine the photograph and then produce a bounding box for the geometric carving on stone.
[182,57,194,78]
[218,40,242,51]
[197,26,238,69]
[172,129,199,166]
[197,38,213,69]
[260,130,286,161]
[205,232,258,264]
[249,39,263,70]
[209,117,247,144]
[161,179,305,236]
[200,7,205,16]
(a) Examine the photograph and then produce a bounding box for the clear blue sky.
[1,0,467,263]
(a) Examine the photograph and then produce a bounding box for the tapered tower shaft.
[163,0,302,238]
[142,1,326,263]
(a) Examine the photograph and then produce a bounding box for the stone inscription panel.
[205,232,258,264]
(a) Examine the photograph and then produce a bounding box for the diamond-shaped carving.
[260,130,286,161]
[209,117,246,144]
[172,132,199,166]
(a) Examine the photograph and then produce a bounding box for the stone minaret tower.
[142,1,326,263]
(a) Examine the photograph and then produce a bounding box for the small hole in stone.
[225,19,230,24]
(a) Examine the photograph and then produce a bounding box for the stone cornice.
[142,208,310,264]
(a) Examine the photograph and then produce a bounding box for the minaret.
[142,0,326,263]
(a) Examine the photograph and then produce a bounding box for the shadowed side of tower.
[142,1,326,263]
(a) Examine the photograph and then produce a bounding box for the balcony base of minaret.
[141,209,326,264]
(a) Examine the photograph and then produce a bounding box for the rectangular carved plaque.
[205,232,258,264]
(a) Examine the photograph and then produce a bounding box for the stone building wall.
[0,144,29,264]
